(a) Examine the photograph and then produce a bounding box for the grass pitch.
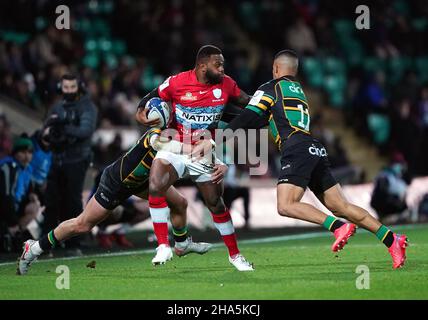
[0,224,427,300]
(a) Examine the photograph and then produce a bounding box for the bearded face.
[206,68,224,84]
[205,54,225,84]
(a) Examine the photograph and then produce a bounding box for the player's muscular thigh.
[149,159,179,196]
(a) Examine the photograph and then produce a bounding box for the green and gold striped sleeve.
[247,90,275,116]
[143,127,162,148]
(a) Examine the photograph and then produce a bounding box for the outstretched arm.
[192,83,274,158]
[150,135,183,154]
[190,107,269,158]
[227,107,269,131]
[145,129,182,154]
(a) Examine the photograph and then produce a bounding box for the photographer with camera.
[42,74,97,256]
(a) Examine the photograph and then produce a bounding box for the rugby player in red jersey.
[136,45,254,271]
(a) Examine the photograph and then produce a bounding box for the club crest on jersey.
[212,88,222,99]
[181,92,197,101]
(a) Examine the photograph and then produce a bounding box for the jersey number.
[297,104,310,131]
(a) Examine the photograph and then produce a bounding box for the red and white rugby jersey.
[157,69,241,143]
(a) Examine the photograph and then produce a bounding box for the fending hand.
[211,164,228,184]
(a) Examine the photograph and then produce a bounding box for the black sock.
[383,231,394,248]
[331,220,345,232]
[39,230,59,251]
[375,225,395,248]
[323,216,345,232]
[173,226,188,243]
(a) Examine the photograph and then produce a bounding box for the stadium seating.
[0,0,427,176]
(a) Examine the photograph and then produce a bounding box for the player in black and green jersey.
[17,128,221,275]
[194,50,408,269]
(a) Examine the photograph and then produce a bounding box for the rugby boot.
[152,244,173,265]
[331,223,357,252]
[229,253,254,271]
[17,240,40,275]
[388,233,408,269]
[174,237,213,257]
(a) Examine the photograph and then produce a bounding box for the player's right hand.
[135,107,161,126]
[211,164,228,184]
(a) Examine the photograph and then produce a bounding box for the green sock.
[376,225,394,248]
[173,225,188,243]
[322,216,345,232]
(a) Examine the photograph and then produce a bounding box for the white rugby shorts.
[155,150,220,183]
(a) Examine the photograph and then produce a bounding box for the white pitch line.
[0,223,426,268]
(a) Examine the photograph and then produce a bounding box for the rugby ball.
[145,97,171,129]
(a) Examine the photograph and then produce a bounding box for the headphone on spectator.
[56,74,87,95]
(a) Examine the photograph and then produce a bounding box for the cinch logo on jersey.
[289,83,304,94]
[308,144,327,157]
[175,104,223,129]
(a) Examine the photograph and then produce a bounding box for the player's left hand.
[211,164,228,184]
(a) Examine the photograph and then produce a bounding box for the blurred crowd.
[0,114,12,158]
[1,0,427,178]
[348,71,428,177]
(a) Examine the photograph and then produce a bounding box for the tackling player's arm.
[220,89,251,123]
[227,83,275,131]
[146,128,228,183]
[145,128,183,154]
[226,84,273,132]
[191,84,273,157]
[226,107,269,131]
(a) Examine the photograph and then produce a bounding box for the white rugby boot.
[228,253,254,271]
[151,244,173,265]
[174,237,213,257]
[17,240,41,275]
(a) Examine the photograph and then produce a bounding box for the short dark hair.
[274,49,298,61]
[196,45,222,64]
[61,73,78,82]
